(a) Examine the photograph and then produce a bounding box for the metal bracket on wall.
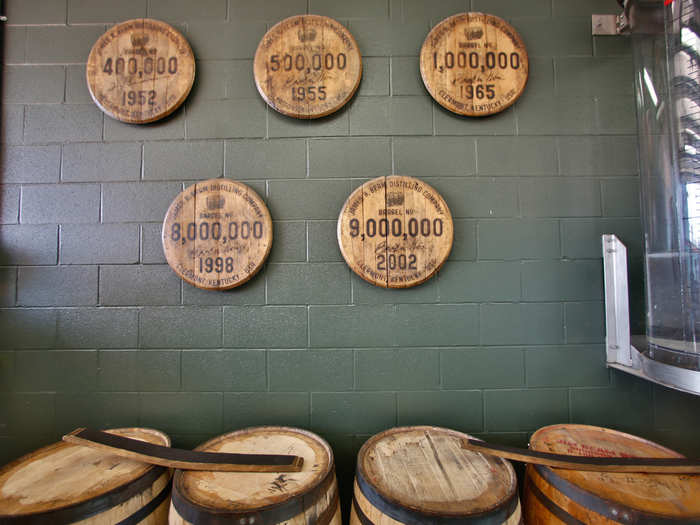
[592,13,629,35]
[602,234,638,367]
[602,234,700,396]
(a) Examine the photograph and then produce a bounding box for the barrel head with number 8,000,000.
[162,179,273,291]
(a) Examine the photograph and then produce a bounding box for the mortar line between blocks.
[137,225,143,266]
[56,224,61,266]
[352,348,357,390]
[390,136,395,174]
[96,264,101,306]
[394,391,399,426]
[221,139,227,178]
[136,307,142,350]
[179,348,184,392]
[307,390,312,428]
[480,388,486,432]
[62,64,68,105]
[388,56,394,98]
[306,304,311,348]
[13,267,18,306]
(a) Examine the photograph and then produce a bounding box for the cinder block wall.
[2,0,700,500]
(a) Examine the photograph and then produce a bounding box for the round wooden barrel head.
[0,428,169,518]
[530,424,700,517]
[175,427,332,512]
[86,18,195,124]
[162,178,273,291]
[253,14,362,119]
[358,426,517,517]
[337,175,453,288]
[420,12,528,116]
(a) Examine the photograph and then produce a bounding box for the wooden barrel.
[169,426,340,525]
[0,427,172,524]
[523,424,700,523]
[350,426,522,524]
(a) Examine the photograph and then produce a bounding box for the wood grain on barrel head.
[254,14,362,119]
[420,12,528,116]
[162,178,273,291]
[175,427,331,511]
[358,426,517,516]
[529,424,700,516]
[86,18,195,124]
[337,175,453,288]
[0,428,169,516]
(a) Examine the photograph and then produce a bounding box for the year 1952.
[122,90,156,105]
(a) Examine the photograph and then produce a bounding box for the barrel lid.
[174,426,333,512]
[357,426,517,518]
[530,424,700,516]
[0,427,170,518]
[86,18,195,124]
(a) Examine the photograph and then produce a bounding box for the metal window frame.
[603,234,700,395]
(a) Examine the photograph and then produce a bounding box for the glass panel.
[633,0,700,360]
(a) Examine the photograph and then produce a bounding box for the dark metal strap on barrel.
[65,428,303,471]
[526,473,584,525]
[534,465,700,525]
[0,466,166,524]
[462,438,700,474]
[355,470,519,525]
[116,478,172,525]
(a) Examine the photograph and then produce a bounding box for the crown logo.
[298,28,317,42]
[130,33,150,47]
[387,192,404,207]
[206,196,225,210]
[464,28,483,40]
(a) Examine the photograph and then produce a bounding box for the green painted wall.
[2,0,700,506]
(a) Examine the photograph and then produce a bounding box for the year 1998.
[198,256,234,274]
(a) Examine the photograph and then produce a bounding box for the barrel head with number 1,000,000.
[420,12,528,116]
